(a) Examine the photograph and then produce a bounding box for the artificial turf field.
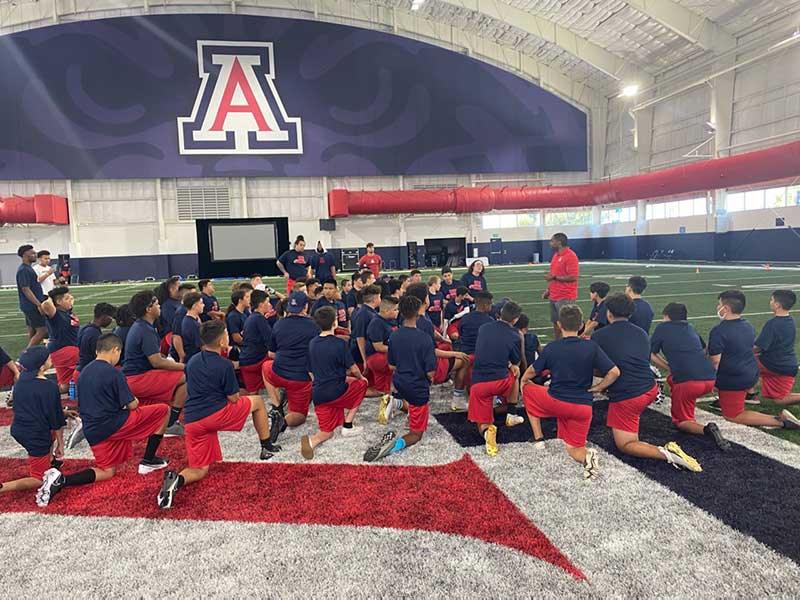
[1,260,799,597]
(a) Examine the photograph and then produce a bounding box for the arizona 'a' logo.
[177,41,302,155]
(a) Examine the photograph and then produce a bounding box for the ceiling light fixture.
[619,84,639,98]
[411,0,425,11]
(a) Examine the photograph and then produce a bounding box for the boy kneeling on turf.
[364,295,436,462]
[592,294,701,471]
[468,301,524,457]
[301,307,369,459]
[158,320,276,509]
[521,305,620,480]
[36,334,172,507]
[754,290,800,407]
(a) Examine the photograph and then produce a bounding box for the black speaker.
[407,241,418,269]
[319,219,336,231]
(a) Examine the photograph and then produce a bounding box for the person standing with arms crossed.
[33,250,58,296]
[541,233,579,340]
[276,236,311,295]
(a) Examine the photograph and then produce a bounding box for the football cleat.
[363,431,397,462]
[661,442,702,473]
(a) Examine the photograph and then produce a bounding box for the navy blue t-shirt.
[630,298,654,334]
[440,280,458,302]
[522,332,540,368]
[444,300,468,321]
[77,323,102,371]
[460,272,488,293]
[367,316,395,354]
[311,298,348,328]
[160,298,181,336]
[534,337,615,405]
[708,318,759,391]
[590,300,608,329]
[345,288,359,311]
[113,325,130,361]
[309,335,354,405]
[225,309,247,346]
[310,251,337,280]
[181,315,202,363]
[171,305,188,336]
[459,311,495,355]
[200,294,219,323]
[650,320,716,383]
[756,316,798,376]
[184,351,240,423]
[427,291,445,328]
[278,249,310,280]
[269,315,319,381]
[46,309,80,353]
[592,321,655,402]
[16,263,44,313]
[10,374,65,456]
[350,305,377,361]
[472,321,521,384]
[238,312,273,366]
[416,313,437,345]
[122,319,161,376]
[387,326,437,406]
[77,360,133,445]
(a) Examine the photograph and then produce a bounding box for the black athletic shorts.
[22,309,45,329]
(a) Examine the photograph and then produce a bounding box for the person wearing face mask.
[708,290,800,430]
[310,241,337,281]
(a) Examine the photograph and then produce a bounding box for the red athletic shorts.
[286,279,296,295]
[28,454,51,480]
[606,384,659,433]
[334,327,350,337]
[717,389,747,419]
[523,384,592,448]
[0,364,15,388]
[315,379,368,433]
[90,404,169,470]
[185,397,252,468]
[50,345,78,386]
[668,376,715,424]
[407,403,430,433]
[353,361,377,388]
[433,356,453,385]
[240,358,269,393]
[437,341,452,352]
[366,353,391,393]
[446,322,459,339]
[160,332,173,357]
[126,370,184,405]
[263,361,312,416]
[468,371,516,424]
[758,360,796,399]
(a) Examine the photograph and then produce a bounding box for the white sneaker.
[383,397,401,424]
[583,448,599,480]
[505,414,524,427]
[340,425,362,437]
[450,394,465,412]
[530,438,546,450]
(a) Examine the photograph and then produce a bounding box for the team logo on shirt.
[178,41,302,155]
[293,256,307,265]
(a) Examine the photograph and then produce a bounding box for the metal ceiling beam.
[445,0,641,81]
[624,0,735,51]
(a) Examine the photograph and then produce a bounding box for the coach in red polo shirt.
[542,233,579,340]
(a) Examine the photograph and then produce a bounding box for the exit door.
[490,238,503,264]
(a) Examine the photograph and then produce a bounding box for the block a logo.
[178,41,302,155]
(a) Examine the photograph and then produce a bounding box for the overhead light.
[619,84,639,98]
[411,0,425,10]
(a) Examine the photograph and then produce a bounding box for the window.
[726,192,744,212]
[544,210,591,226]
[600,206,635,224]
[645,197,707,220]
[789,186,800,206]
[744,189,765,211]
[766,187,787,208]
[480,212,540,229]
[176,185,231,221]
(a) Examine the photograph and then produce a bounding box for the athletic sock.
[143,434,164,461]
[506,403,519,415]
[388,438,406,455]
[452,388,465,398]
[393,397,404,410]
[63,469,96,487]
[342,422,353,429]
[168,407,182,427]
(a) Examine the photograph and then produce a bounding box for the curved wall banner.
[0,14,588,179]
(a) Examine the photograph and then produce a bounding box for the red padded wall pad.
[0,195,69,224]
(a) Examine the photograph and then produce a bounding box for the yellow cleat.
[484,425,498,457]
[377,394,390,425]
[664,441,702,473]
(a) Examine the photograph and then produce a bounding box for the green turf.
[1,261,798,443]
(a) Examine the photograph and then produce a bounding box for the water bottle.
[68,379,76,401]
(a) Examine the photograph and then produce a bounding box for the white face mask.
[717,307,727,320]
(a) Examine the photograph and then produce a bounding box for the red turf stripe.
[0,447,584,580]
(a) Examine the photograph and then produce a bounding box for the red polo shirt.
[358,253,382,279]
[549,247,579,301]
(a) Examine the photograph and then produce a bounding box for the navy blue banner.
[0,14,587,180]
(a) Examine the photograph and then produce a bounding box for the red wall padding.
[0,195,69,224]
[329,140,800,217]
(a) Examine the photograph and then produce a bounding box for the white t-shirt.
[33,263,56,295]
